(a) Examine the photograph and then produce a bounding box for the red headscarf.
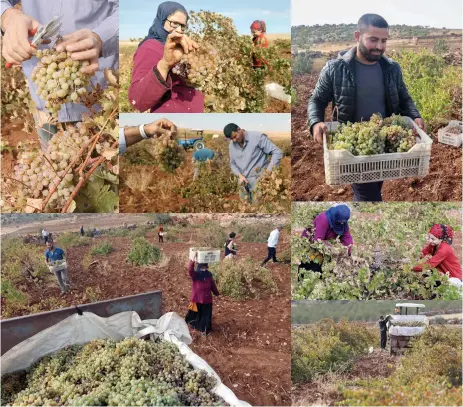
[250,20,266,33]
[429,224,453,244]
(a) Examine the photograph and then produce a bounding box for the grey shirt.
[1,0,119,122]
[229,131,283,187]
[354,60,386,123]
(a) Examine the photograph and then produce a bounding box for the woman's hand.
[161,32,199,68]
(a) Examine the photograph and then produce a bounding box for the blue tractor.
[177,129,205,151]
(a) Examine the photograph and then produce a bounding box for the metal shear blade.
[30,15,63,47]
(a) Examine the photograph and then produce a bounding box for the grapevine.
[31,49,91,115]
[145,135,185,173]
[2,69,119,213]
[1,337,226,406]
[330,114,417,155]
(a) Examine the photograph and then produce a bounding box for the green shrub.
[342,327,462,406]
[127,238,162,266]
[58,232,91,249]
[291,319,376,383]
[91,242,114,256]
[209,257,277,299]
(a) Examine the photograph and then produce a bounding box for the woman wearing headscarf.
[129,1,204,113]
[250,20,269,69]
[298,205,353,277]
[413,224,462,282]
[185,255,220,335]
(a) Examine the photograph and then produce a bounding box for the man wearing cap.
[223,123,283,203]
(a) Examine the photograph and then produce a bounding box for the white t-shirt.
[42,230,48,237]
[268,229,280,248]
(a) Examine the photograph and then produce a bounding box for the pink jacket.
[128,39,204,113]
[187,260,220,304]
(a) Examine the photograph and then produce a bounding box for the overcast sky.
[292,0,462,28]
[120,0,290,39]
[120,113,291,133]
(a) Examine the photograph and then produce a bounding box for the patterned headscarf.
[325,205,351,236]
[250,20,267,33]
[429,224,453,245]
[139,1,188,47]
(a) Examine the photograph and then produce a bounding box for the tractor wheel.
[194,141,205,150]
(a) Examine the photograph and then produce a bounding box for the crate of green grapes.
[189,247,221,263]
[323,115,432,185]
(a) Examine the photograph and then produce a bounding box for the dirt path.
[3,233,291,406]
[292,348,399,406]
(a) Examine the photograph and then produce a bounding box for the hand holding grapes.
[238,174,248,186]
[157,32,199,79]
[144,118,177,139]
[313,122,328,144]
[56,29,102,75]
[1,9,43,65]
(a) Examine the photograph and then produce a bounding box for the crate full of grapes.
[437,120,462,147]
[323,114,432,185]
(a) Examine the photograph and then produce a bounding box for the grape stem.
[61,139,118,213]
[4,176,32,191]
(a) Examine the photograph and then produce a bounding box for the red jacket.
[128,39,204,113]
[252,33,269,67]
[188,260,220,304]
[413,242,462,280]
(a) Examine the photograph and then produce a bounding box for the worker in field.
[224,232,238,259]
[250,20,268,69]
[413,224,462,286]
[41,228,48,244]
[298,205,353,278]
[192,147,216,181]
[80,225,85,237]
[223,123,283,204]
[185,252,220,335]
[379,315,391,349]
[45,239,71,295]
[261,225,283,267]
[119,118,177,154]
[1,0,118,150]
[129,1,204,113]
[308,13,426,202]
[158,224,164,243]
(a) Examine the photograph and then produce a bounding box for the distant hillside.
[292,24,461,47]
[292,300,462,324]
[2,214,79,226]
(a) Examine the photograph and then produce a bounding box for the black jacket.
[308,47,421,133]
[378,315,391,332]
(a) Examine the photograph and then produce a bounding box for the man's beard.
[358,40,384,62]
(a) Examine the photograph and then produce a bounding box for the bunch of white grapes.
[13,123,95,209]
[147,135,185,173]
[31,49,91,115]
[172,44,219,90]
[330,114,416,156]
[2,337,226,407]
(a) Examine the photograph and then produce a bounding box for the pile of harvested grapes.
[329,114,417,156]
[1,337,226,407]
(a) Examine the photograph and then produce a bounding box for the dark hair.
[223,123,239,139]
[380,315,384,319]
[229,232,236,238]
[358,14,389,33]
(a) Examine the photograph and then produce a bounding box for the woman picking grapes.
[185,253,220,335]
[250,20,269,69]
[128,1,204,113]
[413,224,462,285]
[299,205,353,277]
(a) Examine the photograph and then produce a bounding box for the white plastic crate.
[323,116,432,185]
[48,260,68,273]
[437,120,462,147]
[189,247,221,263]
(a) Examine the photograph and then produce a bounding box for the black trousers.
[158,233,163,243]
[380,331,387,349]
[352,181,384,202]
[262,247,277,264]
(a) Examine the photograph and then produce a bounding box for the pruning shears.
[5,15,63,68]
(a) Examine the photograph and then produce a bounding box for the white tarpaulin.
[389,326,426,337]
[1,311,251,407]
